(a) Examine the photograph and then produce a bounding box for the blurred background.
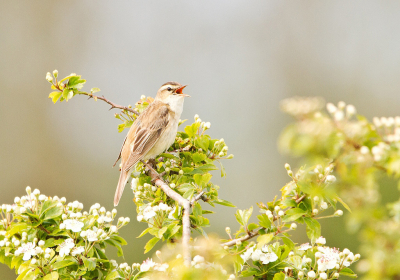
[2,1,400,278]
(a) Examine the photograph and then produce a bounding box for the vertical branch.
[154,178,191,266]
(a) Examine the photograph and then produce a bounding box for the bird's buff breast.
[144,120,179,160]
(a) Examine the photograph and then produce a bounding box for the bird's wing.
[122,102,171,172]
[114,102,171,206]
[113,135,127,167]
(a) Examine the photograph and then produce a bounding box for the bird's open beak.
[176,85,190,97]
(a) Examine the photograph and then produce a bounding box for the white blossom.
[240,246,254,262]
[260,252,278,264]
[14,242,37,261]
[71,246,85,256]
[140,258,156,272]
[64,219,84,232]
[316,236,326,245]
[143,206,156,220]
[59,238,75,257]
[193,255,205,263]
[317,247,340,271]
[251,249,263,261]
[298,243,312,251]
[83,229,98,242]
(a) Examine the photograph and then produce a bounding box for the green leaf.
[214,199,236,207]
[44,206,63,220]
[339,268,357,278]
[144,237,160,253]
[235,209,244,226]
[281,208,307,222]
[16,268,30,280]
[184,122,201,138]
[280,236,295,250]
[192,153,207,163]
[105,271,120,280]
[195,135,210,151]
[273,272,285,280]
[90,87,101,93]
[193,202,202,217]
[242,206,253,225]
[83,257,97,271]
[336,196,351,213]
[257,214,272,229]
[111,235,127,246]
[304,217,321,244]
[49,92,62,103]
[6,223,27,238]
[43,271,59,280]
[256,233,273,248]
[52,260,76,270]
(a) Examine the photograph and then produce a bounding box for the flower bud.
[334,210,343,217]
[53,70,58,78]
[38,240,45,247]
[343,248,350,255]
[46,72,53,83]
[333,272,339,278]
[284,163,291,170]
[156,250,162,259]
[307,271,316,278]
[31,258,37,265]
[287,170,293,177]
[278,210,284,217]
[179,170,184,175]
[320,272,327,279]
[224,246,229,250]
[290,223,297,230]
[313,196,319,202]
[312,209,319,215]
[274,206,280,211]
[298,271,304,279]
[124,217,130,224]
[33,189,40,196]
[236,240,242,246]
[320,202,328,209]
[325,175,336,183]
[26,186,31,195]
[225,227,231,234]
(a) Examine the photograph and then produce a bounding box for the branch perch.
[86,94,139,115]
[142,160,192,266]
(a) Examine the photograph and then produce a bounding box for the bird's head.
[155,82,189,102]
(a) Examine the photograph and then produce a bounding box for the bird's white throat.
[163,95,185,118]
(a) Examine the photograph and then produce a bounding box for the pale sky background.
[2,1,400,278]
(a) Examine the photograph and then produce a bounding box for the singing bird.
[113,82,189,206]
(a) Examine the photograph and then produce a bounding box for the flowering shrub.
[0,187,129,279]
[280,98,400,278]
[0,71,372,279]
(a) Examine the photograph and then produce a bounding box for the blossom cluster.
[240,245,279,265]
[0,187,130,278]
[285,237,360,279]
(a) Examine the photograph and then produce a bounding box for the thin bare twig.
[220,228,262,247]
[86,94,139,115]
[295,194,306,204]
[191,191,205,205]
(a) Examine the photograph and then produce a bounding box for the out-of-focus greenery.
[279,97,400,279]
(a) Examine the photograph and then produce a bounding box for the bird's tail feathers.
[114,170,130,206]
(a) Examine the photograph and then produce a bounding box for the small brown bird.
[113,82,189,206]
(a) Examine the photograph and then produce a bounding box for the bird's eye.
[167,87,172,91]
